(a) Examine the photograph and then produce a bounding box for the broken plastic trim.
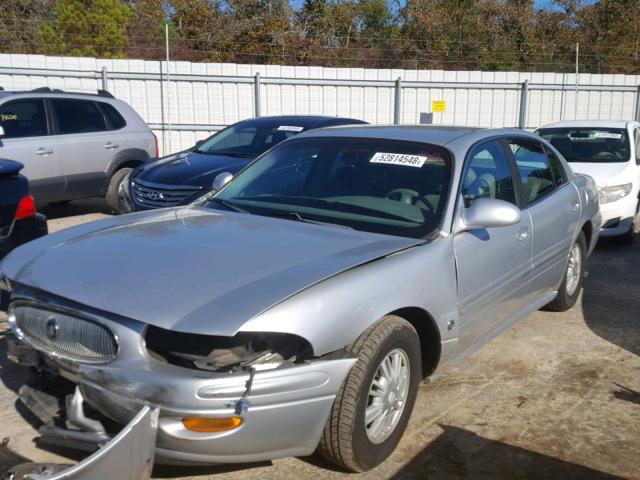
[144,326,313,373]
[4,406,159,480]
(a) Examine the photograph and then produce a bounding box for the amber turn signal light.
[182,416,243,432]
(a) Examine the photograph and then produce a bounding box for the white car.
[538,120,640,243]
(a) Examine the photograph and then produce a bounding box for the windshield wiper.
[201,151,254,158]
[208,197,248,213]
[262,211,353,229]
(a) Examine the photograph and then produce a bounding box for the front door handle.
[570,202,580,213]
[104,143,119,150]
[35,147,53,156]
[517,227,530,241]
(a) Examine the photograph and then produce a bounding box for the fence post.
[518,80,529,129]
[394,77,402,125]
[635,85,640,122]
[100,66,108,92]
[254,72,261,117]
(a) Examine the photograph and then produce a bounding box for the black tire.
[618,225,635,245]
[105,167,132,214]
[318,316,421,472]
[618,201,638,245]
[544,231,587,312]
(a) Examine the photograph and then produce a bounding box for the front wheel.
[318,316,421,472]
[105,168,132,214]
[544,231,587,312]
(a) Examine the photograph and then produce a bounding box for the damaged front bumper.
[3,404,159,480]
[6,335,356,465]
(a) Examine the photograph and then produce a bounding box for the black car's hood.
[1,208,422,336]
[134,151,250,188]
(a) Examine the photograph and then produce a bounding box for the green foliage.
[37,0,132,58]
[0,0,637,73]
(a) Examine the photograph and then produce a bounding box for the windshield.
[194,121,306,157]
[538,127,630,163]
[208,137,452,239]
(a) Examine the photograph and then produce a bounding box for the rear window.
[99,102,127,130]
[51,99,107,134]
[538,127,630,163]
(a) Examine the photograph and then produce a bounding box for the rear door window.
[635,128,640,165]
[51,99,107,134]
[0,99,47,138]
[509,139,557,205]
[98,102,127,130]
[545,147,568,185]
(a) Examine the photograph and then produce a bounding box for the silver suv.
[0,88,157,211]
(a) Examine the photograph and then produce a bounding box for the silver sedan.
[1,126,601,473]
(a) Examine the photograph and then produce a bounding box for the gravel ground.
[1,198,638,480]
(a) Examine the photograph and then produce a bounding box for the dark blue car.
[120,115,366,211]
[0,159,47,261]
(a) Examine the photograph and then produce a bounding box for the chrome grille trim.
[10,303,118,363]
[132,178,202,208]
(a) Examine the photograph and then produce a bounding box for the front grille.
[11,304,118,363]
[132,178,202,208]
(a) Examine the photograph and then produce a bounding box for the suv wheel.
[105,168,132,213]
[318,316,421,472]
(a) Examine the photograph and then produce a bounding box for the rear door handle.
[104,143,119,150]
[517,227,530,241]
[570,202,580,213]
[35,147,53,156]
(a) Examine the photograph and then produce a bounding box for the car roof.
[293,124,503,146]
[540,119,634,129]
[235,115,366,129]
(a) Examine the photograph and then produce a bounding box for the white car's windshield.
[208,137,452,239]
[538,127,630,163]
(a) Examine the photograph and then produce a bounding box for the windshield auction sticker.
[277,125,304,132]
[370,152,428,168]
[593,132,622,139]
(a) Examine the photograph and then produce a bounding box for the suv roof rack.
[30,87,65,93]
[1,87,115,98]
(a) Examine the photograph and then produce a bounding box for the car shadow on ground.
[37,198,113,220]
[581,236,640,358]
[390,424,622,480]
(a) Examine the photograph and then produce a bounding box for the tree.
[0,0,54,54]
[126,0,167,59]
[38,0,132,58]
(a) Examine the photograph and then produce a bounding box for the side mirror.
[212,171,233,192]
[194,139,205,148]
[457,198,521,232]
[0,125,5,137]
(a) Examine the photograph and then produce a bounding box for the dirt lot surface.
[1,199,638,480]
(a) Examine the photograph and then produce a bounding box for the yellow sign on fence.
[432,100,447,113]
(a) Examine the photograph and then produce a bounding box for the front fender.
[239,237,459,359]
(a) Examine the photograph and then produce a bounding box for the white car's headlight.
[599,183,632,204]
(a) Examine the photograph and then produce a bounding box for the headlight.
[144,326,313,372]
[599,183,632,204]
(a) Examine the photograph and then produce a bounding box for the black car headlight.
[144,325,313,373]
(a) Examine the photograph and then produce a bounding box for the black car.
[0,159,47,261]
[120,115,367,211]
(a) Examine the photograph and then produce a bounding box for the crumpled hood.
[1,208,422,336]
[134,151,250,188]
[568,161,632,188]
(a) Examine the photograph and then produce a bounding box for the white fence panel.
[0,53,639,156]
